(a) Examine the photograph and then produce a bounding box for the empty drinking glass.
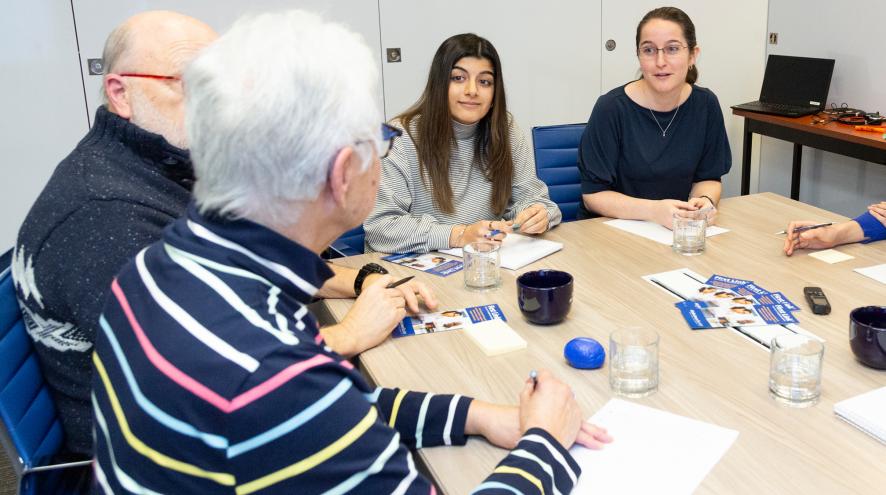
[463,241,501,291]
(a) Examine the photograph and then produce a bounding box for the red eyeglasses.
[117,73,180,81]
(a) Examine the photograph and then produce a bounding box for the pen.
[512,223,521,232]
[774,222,833,235]
[529,369,538,390]
[485,229,502,238]
[386,275,414,289]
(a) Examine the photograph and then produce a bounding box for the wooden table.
[324,193,886,494]
[732,109,886,199]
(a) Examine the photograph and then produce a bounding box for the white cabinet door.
[72,0,384,121]
[0,2,88,248]
[600,0,768,197]
[378,0,602,130]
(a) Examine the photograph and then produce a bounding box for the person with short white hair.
[93,10,611,494]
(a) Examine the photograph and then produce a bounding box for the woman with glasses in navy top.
[578,6,731,228]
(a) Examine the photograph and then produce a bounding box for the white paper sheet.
[604,219,729,245]
[570,399,738,495]
[808,249,855,264]
[854,263,886,285]
[834,386,886,445]
[439,233,562,270]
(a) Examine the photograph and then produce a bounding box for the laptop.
[732,55,835,117]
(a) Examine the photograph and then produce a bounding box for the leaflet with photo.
[706,275,800,312]
[690,285,761,307]
[705,274,753,291]
[676,300,799,329]
[381,252,463,277]
[393,304,507,338]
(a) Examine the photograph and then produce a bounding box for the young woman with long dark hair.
[365,33,561,253]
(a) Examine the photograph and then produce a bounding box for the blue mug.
[517,270,574,325]
[849,306,886,370]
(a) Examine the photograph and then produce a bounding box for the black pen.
[529,369,538,390]
[774,222,833,235]
[386,275,414,289]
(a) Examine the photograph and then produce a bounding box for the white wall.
[760,0,886,215]
[0,2,88,249]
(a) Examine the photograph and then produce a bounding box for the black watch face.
[366,263,388,274]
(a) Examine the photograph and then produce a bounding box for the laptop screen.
[759,55,835,107]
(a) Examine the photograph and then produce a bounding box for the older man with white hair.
[92,10,611,494]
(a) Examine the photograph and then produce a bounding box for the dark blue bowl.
[517,270,573,325]
[849,306,886,370]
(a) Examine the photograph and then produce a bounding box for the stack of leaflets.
[676,275,801,330]
[381,252,463,276]
[393,304,506,337]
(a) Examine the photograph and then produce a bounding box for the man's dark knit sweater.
[12,106,194,455]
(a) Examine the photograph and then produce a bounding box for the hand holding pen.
[782,221,838,256]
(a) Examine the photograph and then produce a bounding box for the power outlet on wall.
[769,32,778,44]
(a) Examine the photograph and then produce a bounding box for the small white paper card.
[463,319,527,356]
[570,399,738,495]
[854,263,886,285]
[604,219,729,246]
[808,249,855,264]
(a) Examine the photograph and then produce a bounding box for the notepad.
[439,233,563,270]
[463,319,527,356]
[570,399,738,494]
[834,386,886,445]
[808,249,855,264]
[854,263,886,285]
[604,219,729,245]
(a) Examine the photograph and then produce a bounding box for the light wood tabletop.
[324,192,886,495]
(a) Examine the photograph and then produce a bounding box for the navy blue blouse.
[577,83,731,219]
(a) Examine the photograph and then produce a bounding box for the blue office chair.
[0,248,91,494]
[328,225,365,258]
[531,123,585,222]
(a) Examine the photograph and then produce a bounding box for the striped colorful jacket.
[92,204,581,494]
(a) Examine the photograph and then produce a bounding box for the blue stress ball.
[564,337,605,369]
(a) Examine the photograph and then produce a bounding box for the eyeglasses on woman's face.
[637,43,687,60]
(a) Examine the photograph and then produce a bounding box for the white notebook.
[834,386,886,444]
[570,399,738,494]
[439,233,563,270]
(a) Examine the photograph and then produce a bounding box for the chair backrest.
[329,225,365,258]
[531,124,585,222]
[0,249,65,476]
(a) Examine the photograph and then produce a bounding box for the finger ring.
[488,221,494,230]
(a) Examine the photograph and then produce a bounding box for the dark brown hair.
[398,33,512,215]
[635,6,699,84]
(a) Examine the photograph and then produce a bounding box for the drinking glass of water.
[609,327,659,397]
[672,210,708,255]
[769,334,824,407]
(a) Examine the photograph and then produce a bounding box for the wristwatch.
[354,262,388,296]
